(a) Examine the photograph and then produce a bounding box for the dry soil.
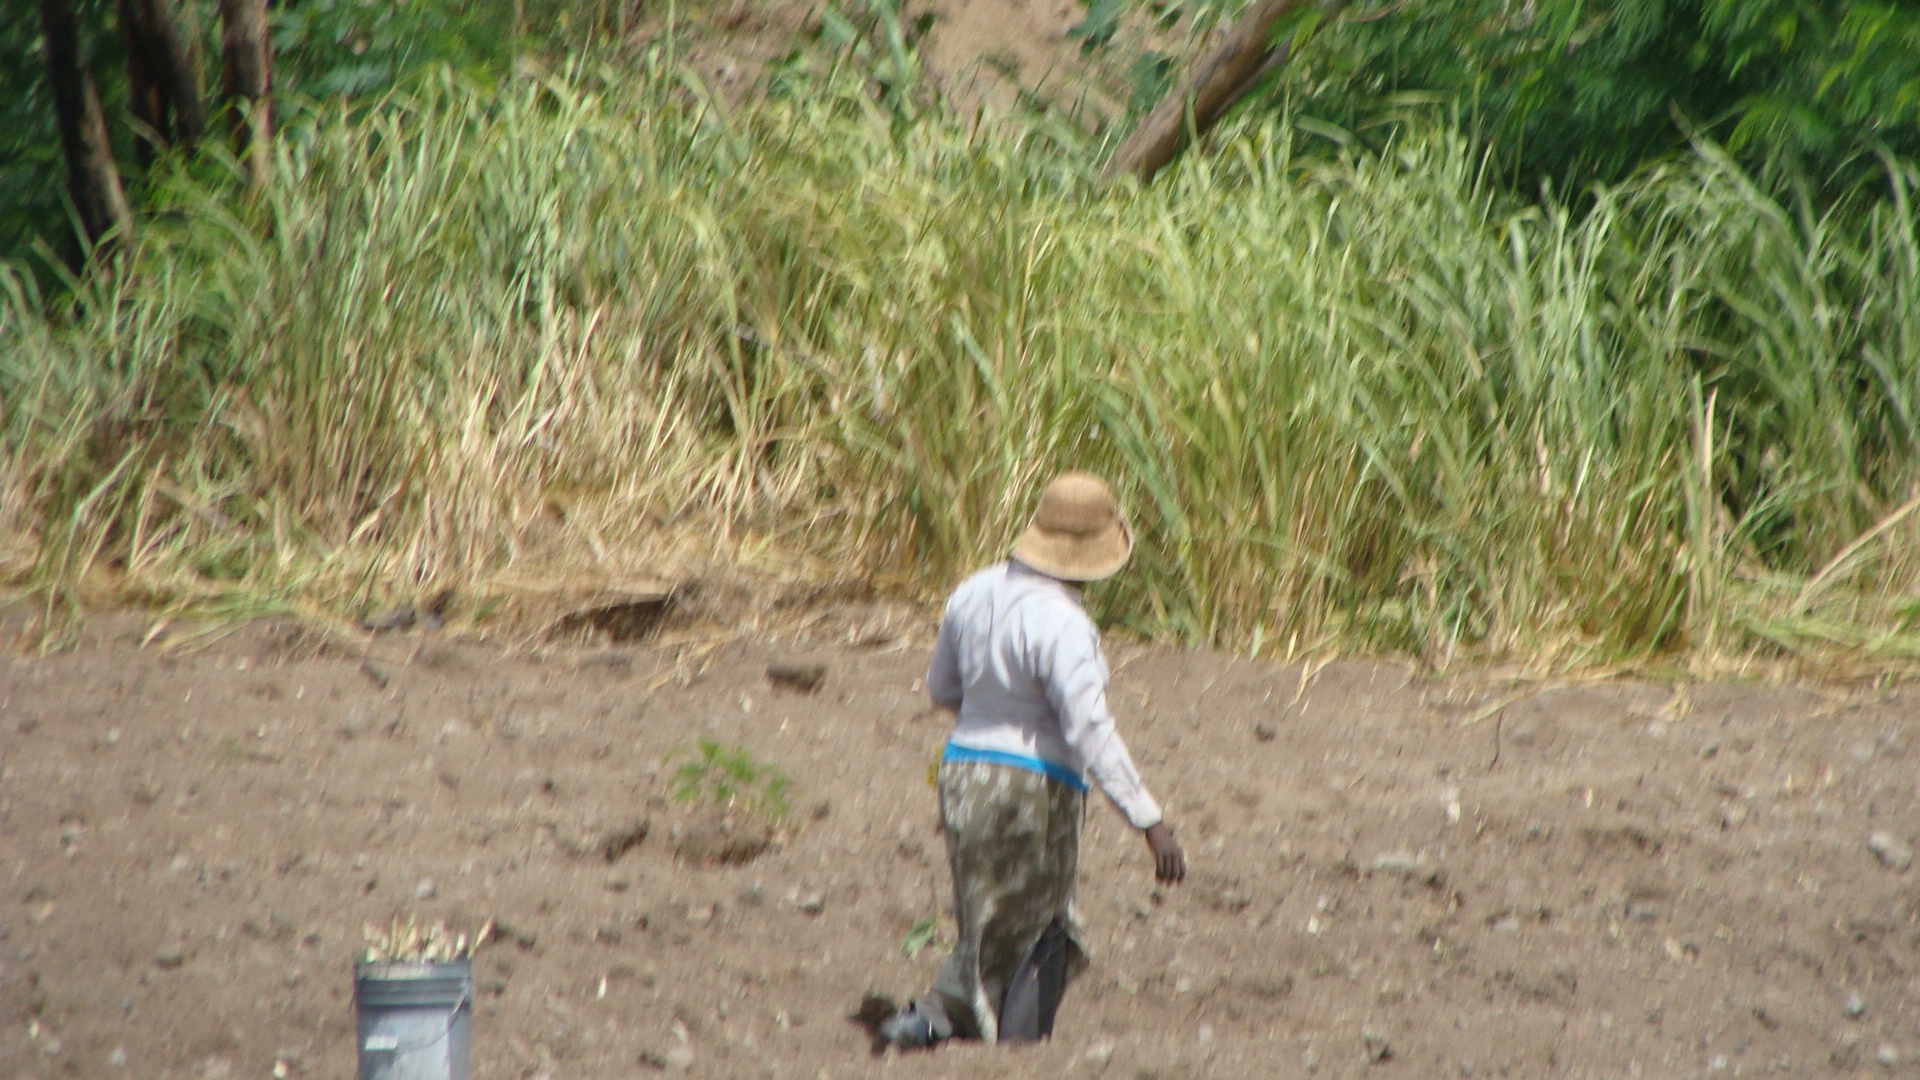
[3,602,1918,1080]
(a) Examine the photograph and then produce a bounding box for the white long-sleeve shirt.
[926,560,1164,829]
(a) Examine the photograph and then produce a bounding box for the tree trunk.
[42,0,131,247]
[218,0,273,185]
[117,0,206,155]
[1103,0,1345,183]
[118,0,164,163]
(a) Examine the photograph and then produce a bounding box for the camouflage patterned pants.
[927,760,1090,1043]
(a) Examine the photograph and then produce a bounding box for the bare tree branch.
[1103,0,1347,183]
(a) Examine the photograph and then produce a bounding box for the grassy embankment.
[3,61,1918,671]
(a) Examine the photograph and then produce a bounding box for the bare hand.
[1143,821,1186,884]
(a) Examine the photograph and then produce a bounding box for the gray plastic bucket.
[353,960,472,1080]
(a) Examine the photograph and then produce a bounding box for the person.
[878,470,1186,1051]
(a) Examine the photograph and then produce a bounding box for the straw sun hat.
[1011,471,1134,582]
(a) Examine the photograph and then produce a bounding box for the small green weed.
[901,916,945,958]
[667,740,793,825]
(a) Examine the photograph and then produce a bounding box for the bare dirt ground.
[4,597,1919,1080]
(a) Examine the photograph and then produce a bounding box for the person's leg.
[997,780,1087,1042]
[955,765,1062,1040]
[997,917,1071,1040]
[883,762,1053,1047]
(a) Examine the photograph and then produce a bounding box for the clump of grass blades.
[2,59,1918,671]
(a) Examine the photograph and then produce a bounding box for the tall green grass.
[4,61,1918,669]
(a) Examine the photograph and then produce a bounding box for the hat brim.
[1011,516,1133,582]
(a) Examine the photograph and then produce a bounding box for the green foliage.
[0,0,126,271]
[669,740,794,824]
[1124,51,1177,116]
[1067,0,1919,195]
[1277,0,1920,194]
[1069,0,1130,52]
[272,0,634,98]
[0,10,55,260]
[272,0,509,98]
[0,0,626,270]
[808,0,932,117]
[901,916,943,957]
[1,64,1918,669]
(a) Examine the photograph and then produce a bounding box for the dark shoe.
[877,999,953,1051]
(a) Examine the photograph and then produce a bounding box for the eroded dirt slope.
[3,608,1917,1080]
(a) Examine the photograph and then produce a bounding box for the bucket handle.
[363,987,471,1056]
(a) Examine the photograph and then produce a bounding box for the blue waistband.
[941,744,1089,792]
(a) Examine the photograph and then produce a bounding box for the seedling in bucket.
[361,916,491,963]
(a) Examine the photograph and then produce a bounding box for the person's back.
[930,560,1162,828]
